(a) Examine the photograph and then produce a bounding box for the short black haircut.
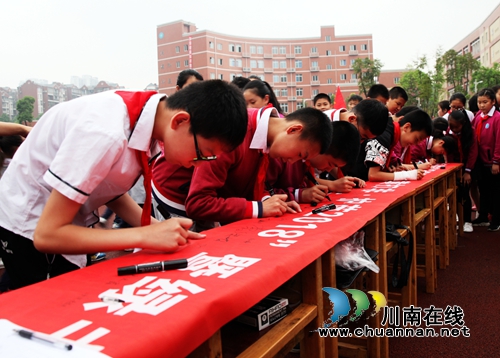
[231,76,250,90]
[248,75,261,80]
[468,94,479,113]
[399,109,432,136]
[438,100,450,113]
[347,94,363,103]
[492,85,500,94]
[351,99,389,137]
[285,107,333,154]
[313,93,331,105]
[176,69,203,88]
[395,106,419,117]
[324,121,360,166]
[449,93,467,106]
[389,86,408,101]
[243,80,283,114]
[367,84,389,100]
[166,80,248,151]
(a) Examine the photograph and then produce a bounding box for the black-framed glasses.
[193,130,217,161]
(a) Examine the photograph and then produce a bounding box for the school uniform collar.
[482,107,495,118]
[128,93,166,153]
[249,105,280,153]
[426,136,433,150]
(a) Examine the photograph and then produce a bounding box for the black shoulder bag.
[385,223,413,288]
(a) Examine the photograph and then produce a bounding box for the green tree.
[0,113,11,122]
[471,63,500,92]
[440,50,480,95]
[16,96,35,124]
[352,58,383,96]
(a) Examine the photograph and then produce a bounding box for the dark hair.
[231,76,250,90]
[438,100,450,113]
[440,135,458,156]
[477,87,499,111]
[389,86,408,101]
[347,94,363,103]
[285,108,333,154]
[399,109,432,136]
[0,135,23,171]
[367,84,389,100]
[432,117,448,136]
[395,106,419,117]
[468,94,479,114]
[313,93,331,105]
[351,99,389,137]
[248,75,261,81]
[243,80,283,114]
[492,85,500,94]
[176,69,203,89]
[449,93,467,106]
[166,80,248,150]
[325,121,360,166]
[448,109,473,162]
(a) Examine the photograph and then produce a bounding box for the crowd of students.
[0,69,499,292]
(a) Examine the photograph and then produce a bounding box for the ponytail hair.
[243,80,283,114]
[477,87,499,111]
[449,109,473,161]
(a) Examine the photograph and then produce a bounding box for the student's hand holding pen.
[302,185,329,203]
[262,194,292,217]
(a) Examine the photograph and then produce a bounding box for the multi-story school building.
[156,20,402,113]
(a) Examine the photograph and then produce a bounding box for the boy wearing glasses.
[185,106,333,224]
[0,80,248,289]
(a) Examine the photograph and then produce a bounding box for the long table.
[0,164,462,358]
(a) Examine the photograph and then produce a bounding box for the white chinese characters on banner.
[183,252,261,278]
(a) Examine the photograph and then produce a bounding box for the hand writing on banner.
[262,194,293,217]
[302,185,329,203]
[142,218,206,251]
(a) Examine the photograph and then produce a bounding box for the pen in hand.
[412,161,419,170]
[14,329,73,351]
[305,171,331,202]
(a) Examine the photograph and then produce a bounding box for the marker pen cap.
[117,265,137,276]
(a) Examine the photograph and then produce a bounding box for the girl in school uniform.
[447,109,478,233]
[411,118,456,165]
[472,88,500,231]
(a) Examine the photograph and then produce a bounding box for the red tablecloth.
[0,164,460,357]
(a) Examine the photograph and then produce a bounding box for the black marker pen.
[305,171,332,202]
[117,259,188,276]
[312,203,336,214]
[412,161,419,170]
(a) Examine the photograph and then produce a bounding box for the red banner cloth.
[0,164,461,358]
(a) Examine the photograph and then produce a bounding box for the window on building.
[312,75,318,81]
[325,36,331,41]
[250,60,257,68]
[296,74,303,82]
[160,64,164,69]
[280,60,287,68]
[210,57,214,64]
[340,59,346,66]
[394,77,400,84]
[258,60,264,68]
[275,89,281,97]
[311,47,318,53]
[351,73,357,79]
[361,44,368,50]
[280,46,286,54]
[236,44,242,52]
[326,64,332,69]
[282,103,289,113]
[327,78,332,84]
[294,46,302,54]
[273,60,279,68]
[340,74,347,80]
[273,75,279,83]
[295,60,302,68]
[175,46,180,53]
[219,74,223,80]
[250,45,256,54]
[297,102,303,109]
[281,75,287,82]
[184,44,188,51]
[311,61,318,67]
[210,73,215,79]
[350,45,357,51]
[351,59,356,65]
[282,89,288,96]
[229,43,235,52]
[236,59,242,67]
[184,60,189,66]
[339,45,346,52]
[218,58,223,65]
[257,46,264,54]
[217,43,222,50]
[312,89,319,96]
[272,46,278,54]
[230,58,236,67]
[296,88,303,96]
[176,61,180,68]
[209,41,214,49]
[326,50,332,56]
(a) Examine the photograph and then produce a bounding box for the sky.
[2,0,499,89]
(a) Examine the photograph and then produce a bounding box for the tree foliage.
[352,58,383,96]
[471,63,500,92]
[440,50,480,95]
[16,96,35,124]
[0,113,11,122]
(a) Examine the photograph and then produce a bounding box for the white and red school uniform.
[0,90,164,268]
[472,107,500,166]
[323,108,346,122]
[185,106,279,223]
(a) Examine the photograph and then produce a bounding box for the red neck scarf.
[476,115,489,143]
[116,90,158,226]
